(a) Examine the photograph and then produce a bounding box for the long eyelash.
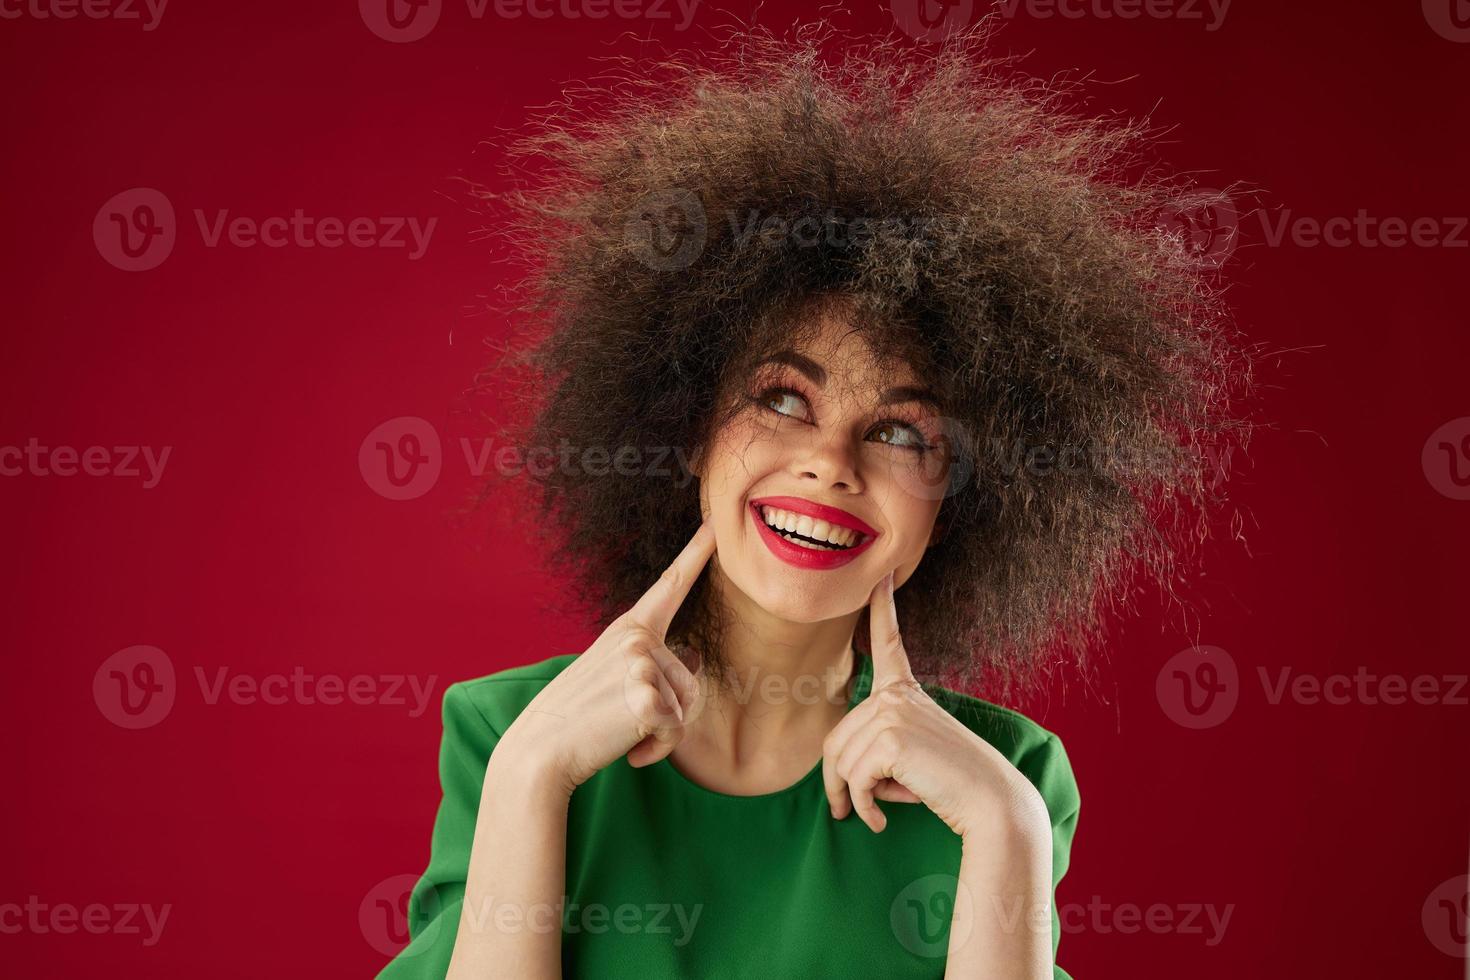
[746,384,811,418]
[747,386,932,452]
[874,418,934,454]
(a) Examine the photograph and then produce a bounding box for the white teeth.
[758,505,865,549]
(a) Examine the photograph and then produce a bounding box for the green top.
[377,652,1080,979]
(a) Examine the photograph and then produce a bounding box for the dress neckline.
[652,651,873,801]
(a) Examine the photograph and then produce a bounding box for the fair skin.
[445,316,1057,978]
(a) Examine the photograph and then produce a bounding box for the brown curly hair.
[466,22,1250,697]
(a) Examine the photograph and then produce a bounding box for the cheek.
[870,475,944,556]
[700,423,783,504]
[697,433,752,538]
[871,447,955,514]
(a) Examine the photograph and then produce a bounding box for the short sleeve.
[376,683,499,979]
[1029,733,1081,980]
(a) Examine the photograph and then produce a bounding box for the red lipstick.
[748,496,879,571]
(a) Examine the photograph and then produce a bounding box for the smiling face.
[695,309,954,624]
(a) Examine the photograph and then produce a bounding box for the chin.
[735,564,870,624]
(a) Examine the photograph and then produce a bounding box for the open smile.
[748,495,879,570]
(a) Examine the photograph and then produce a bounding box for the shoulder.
[925,682,1082,823]
[439,653,578,739]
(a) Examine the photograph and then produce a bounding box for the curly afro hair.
[469,22,1250,696]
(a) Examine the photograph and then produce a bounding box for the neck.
[686,565,860,764]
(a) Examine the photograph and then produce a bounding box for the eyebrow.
[878,385,943,411]
[757,350,943,411]
[759,350,827,386]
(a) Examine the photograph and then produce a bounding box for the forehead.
[765,311,924,387]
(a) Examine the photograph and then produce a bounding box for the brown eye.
[754,386,811,422]
[870,420,930,452]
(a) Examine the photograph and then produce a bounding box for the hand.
[820,569,1051,841]
[497,517,715,794]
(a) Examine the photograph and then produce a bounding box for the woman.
[379,25,1243,980]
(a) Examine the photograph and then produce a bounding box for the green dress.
[377,652,1080,979]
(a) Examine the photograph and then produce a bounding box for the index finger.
[627,516,717,638]
[867,570,915,684]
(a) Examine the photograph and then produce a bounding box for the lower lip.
[749,502,876,570]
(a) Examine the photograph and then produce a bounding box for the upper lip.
[749,495,880,538]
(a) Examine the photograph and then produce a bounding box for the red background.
[3,1,1467,977]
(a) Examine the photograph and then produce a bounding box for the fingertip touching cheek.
[694,313,953,623]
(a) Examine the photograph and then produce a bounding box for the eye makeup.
[743,374,936,454]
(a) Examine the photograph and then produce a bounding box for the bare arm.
[445,744,571,980]
[445,520,715,978]
[821,570,1067,978]
[945,822,1055,977]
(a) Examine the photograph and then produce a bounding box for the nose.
[790,432,863,493]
